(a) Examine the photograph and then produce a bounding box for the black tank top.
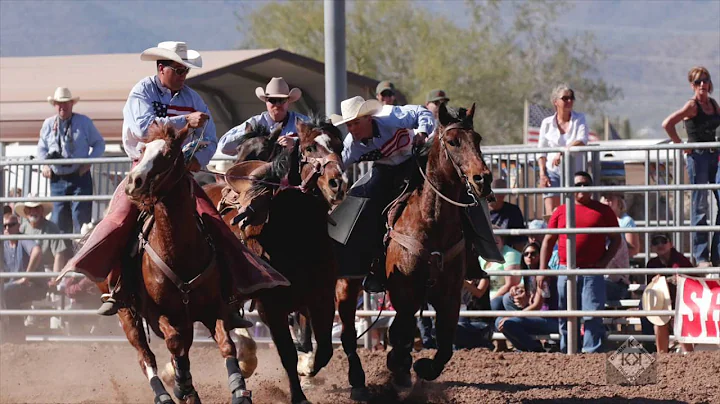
[685,98,720,143]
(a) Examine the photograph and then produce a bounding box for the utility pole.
[324,0,347,117]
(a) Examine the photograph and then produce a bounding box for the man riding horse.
[62,41,287,328]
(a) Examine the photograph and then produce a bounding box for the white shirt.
[537,111,588,175]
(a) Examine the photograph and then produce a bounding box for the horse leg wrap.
[150,376,172,404]
[226,358,248,392]
[174,356,191,381]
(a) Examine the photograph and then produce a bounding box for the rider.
[218,77,309,156]
[62,41,288,327]
[329,96,435,293]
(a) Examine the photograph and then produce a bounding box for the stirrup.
[97,295,120,316]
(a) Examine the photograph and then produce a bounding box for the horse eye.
[447,138,460,147]
[305,145,316,153]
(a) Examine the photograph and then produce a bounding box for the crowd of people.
[2,40,719,354]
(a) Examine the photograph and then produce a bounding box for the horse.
[335,103,495,392]
[232,122,282,162]
[204,116,347,404]
[117,123,255,404]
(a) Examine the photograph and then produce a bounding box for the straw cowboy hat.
[14,195,53,218]
[208,160,234,175]
[140,41,203,69]
[255,77,302,103]
[330,96,383,126]
[642,275,673,326]
[47,87,79,105]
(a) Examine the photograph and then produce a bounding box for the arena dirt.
[1,343,718,403]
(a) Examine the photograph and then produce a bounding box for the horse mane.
[236,124,271,146]
[146,122,174,143]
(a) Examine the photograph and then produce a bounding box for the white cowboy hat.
[330,96,383,126]
[207,160,233,175]
[642,275,672,326]
[47,87,79,105]
[14,196,53,219]
[140,41,202,69]
[255,77,302,103]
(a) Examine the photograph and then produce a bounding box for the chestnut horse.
[336,104,494,392]
[204,116,347,404]
[118,123,254,404]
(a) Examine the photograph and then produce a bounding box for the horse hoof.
[391,372,412,390]
[154,393,175,404]
[174,386,201,404]
[413,358,441,381]
[350,386,371,402]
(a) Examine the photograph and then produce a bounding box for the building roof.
[0,49,404,143]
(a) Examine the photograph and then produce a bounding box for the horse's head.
[234,123,282,163]
[435,103,493,199]
[295,115,347,207]
[125,123,190,205]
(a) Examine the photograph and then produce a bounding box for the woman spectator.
[483,228,522,313]
[662,67,720,267]
[537,84,589,216]
[600,193,638,300]
[500,242,541,311]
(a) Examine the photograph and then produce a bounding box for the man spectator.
[375,81,396,106]
[455,272,494,350]
[425,89,450,120]
[15,198,71,273]
[643,233,694,353]
[489,178,527,251]
[540,171,621,353]
[218,77,309,156]
[39,87,105,234]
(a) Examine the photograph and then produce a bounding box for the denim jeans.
[455,318,493,349]
[417,302,436,348]
[50,171,93,234]
[496,316,559,352]
[557,271,606,353]
[686,151,719,264]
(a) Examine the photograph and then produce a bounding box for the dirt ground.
[1,342,718,404]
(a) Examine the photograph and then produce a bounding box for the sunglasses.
[3,222,19,229]
[163,65,190,76]
[651,236,669,246]
[267,98,288,105]
[560,95,575,102]
[574,182,591,187]
[523,250,539,257]
[694,78,711,86]
[380,90,395,98]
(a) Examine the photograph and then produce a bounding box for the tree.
[238,0,621,145]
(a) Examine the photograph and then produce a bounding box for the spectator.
[219,77,309,156]
[484,228,521,313]
[39,87,105,234]
[489,177,527,250]
[425,89,450,120]
[527,219,547,245]
[540,171,621,353]
[375,81,396,106]
[16,198,71,273]
[537,84,589,216]
[500,242,542,312]
[662,67,720,267]
[455,271,494,350]
[195,160,232,187]
[643,233,694,353]
[601,193,637,300]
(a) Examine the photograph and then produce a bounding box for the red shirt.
[549,199,619,268]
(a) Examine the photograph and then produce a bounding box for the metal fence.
[2,142,720,353]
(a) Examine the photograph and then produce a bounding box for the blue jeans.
[3,280,45,308]
[50,171,93,234]
[455,318,493,349]
[417,302,436,348]
[496,316,558,352]
[557,272,606,353]
[686,151,719,264]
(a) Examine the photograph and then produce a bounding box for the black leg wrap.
[150,376,173,404]
[174,356,191,381]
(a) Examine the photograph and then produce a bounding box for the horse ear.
[438,102,453,127]
[295,117,306,133]
[466,103,476,121]
[244,122,253,133]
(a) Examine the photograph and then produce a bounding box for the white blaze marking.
[145,363,158,380]
[314,134,333,153]
[131,139,166,183]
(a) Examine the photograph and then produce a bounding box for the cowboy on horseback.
[62,41,286,329]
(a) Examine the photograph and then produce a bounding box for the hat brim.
[331,99,383,126]
[14,201,54,218]
[255,87,302,103]
[140,48,202,69]
[642,276,672,326]
[427,97,450,103]
[226,161,267,196]
[47,96,79,105]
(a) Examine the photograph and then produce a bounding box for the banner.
[674,275,720,344]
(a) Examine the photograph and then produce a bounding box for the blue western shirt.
[37,113,106,175]
[218,110,309,156]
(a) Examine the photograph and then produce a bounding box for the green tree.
[238,0,621,145]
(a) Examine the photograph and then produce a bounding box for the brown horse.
[335,103,494,392]
[118,123,255,404]
[204,116,347,404]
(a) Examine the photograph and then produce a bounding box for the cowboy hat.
[140,41,202,69]
[255,77,302,103]
[330,96,383,126]
[14,196,53,218]
[226,161,267,196]
[47,87,79,105]
[208,160,234,175]
[642,275,672,326]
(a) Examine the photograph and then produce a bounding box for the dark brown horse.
[118,123,254,404]
[204,116,347,404]
[335,104,494,392]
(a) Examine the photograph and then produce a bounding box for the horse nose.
[473,175,484,186]
[125,173,142,195]
[329,178,340,192]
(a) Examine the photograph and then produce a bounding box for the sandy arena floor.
[1,342,719,403]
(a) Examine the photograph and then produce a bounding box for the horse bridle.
[297,138,344,193]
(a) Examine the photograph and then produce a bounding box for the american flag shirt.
[121,75,217,166]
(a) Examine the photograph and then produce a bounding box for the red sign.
[674,275,720,344]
